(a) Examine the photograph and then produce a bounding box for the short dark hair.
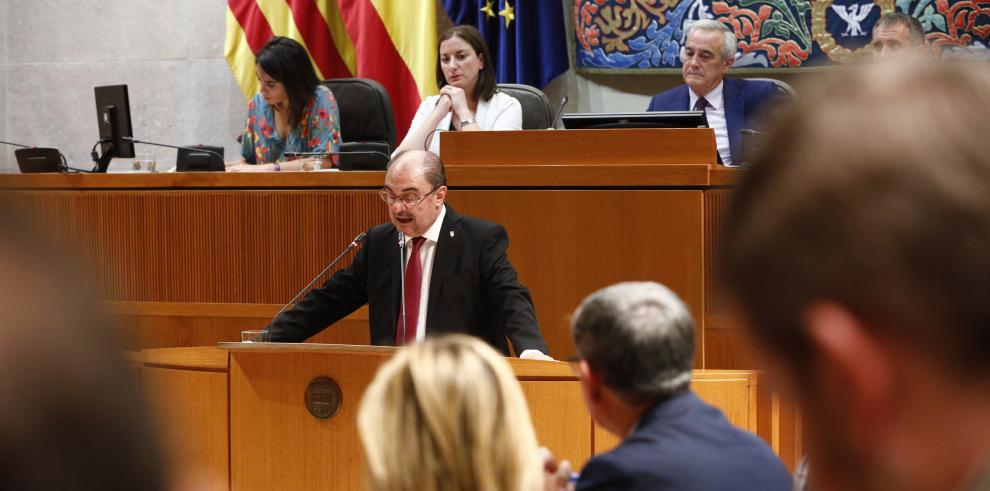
[256,36,321,127]
[721,60,990,380]
[437,25,497,102]
[571,282,695,405]
[874,12,926,45]
[387,150,448,188]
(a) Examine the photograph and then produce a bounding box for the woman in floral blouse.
[228,36,341,172]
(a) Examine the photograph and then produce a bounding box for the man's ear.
[579,359,604,402]
[722,55,735,73]
[802,301,897,448]
[434,185,447,206]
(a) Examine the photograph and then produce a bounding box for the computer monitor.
[93,84,135,172]
[561,111,708,130]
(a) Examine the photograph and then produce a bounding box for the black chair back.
[497,83,553,130]
[322,78,396,170]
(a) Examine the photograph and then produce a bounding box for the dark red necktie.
[396,237,426,345]
[693,96,709,111]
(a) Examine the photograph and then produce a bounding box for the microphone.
[123,137,226,165]
[0,140,32,149]
[269,232,368,325]
[549,96,569,129]
[397,232,408,345]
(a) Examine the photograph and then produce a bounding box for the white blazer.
[400,91,523,155]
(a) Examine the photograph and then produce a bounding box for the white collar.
[689,80,724,110]
[405,204,446,244]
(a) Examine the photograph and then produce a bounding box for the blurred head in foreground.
[0,204,165,490]
[721,60,990,491]
[357,334,542,491]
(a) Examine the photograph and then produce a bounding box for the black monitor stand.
[91,105,117,173]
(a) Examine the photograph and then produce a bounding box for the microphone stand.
[269,232,368,326]
[123,137,226,165]
[549,96,569,129]
[397,232,407,345]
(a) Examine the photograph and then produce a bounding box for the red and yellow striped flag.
[225,0,438,142]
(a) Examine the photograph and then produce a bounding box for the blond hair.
[358,335,542,491]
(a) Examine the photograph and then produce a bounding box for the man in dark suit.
[647,19,779,166]
[544,282,790,490]
[268,149,550,359]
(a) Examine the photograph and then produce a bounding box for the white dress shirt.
[398,91,522,155]
[688,81,732,165]
[401,205,445,342]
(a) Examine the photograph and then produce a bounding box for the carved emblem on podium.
[305,376,342,420]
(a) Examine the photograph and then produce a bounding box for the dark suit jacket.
[577,391,791,491]
[268,205,548,355]
[646,78,778,165]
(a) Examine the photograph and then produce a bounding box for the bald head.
[387,150,447,189]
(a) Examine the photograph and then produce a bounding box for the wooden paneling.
[229,351,384,491]
[447,164,711,186]
[15,190,387,303]
[114,302,371,349]
[442,129,717,166]
[452,190,705,362]
[0,171,386,189]
[143,365,229,491]
[226,348,586,491]
[520,380,592,469]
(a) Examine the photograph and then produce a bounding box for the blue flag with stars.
[443,0,569,88]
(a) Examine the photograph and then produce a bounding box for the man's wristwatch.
[460,118,476,127]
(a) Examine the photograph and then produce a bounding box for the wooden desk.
[1,130,747,368]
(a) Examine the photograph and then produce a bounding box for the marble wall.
[0,0,805,172]
[1,0,244,171]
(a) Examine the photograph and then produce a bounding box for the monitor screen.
[561,111,708,130]
[94,84,134,171]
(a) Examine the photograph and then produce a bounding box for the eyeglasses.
[379,187,439,207]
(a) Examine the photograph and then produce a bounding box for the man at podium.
[268,150,550,359]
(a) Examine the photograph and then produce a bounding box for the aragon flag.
[224,0,438,142]
[443,0,569,88]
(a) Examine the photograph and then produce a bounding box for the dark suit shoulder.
[647,84,688,111]
[727,77,779,104]
[577,392,791,491]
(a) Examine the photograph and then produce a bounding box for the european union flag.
[443,0,569,88]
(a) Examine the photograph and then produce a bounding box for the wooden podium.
[139,344,786,491]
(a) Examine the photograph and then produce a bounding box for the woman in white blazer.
[394,25,522,156]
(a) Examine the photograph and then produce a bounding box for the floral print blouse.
[240,85,341,165]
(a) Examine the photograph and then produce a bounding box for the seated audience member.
[357,334,543,491]
[547,282,790,491]
[0,205,166,490]
[720,61,990,491]
[394,25,521,155]
[228,36,341,172]
[871,12,929,60]
[647,19,779,166]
